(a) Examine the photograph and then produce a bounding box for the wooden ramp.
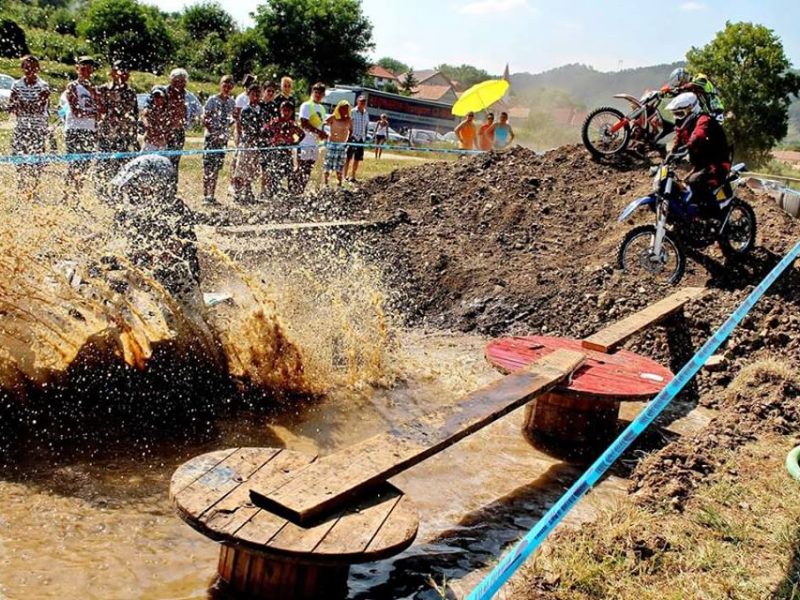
[250,349,585,525]
[581,287,705,353]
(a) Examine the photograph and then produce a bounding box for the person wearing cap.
[141,86,171,151]
[165,68,188,171]
[9,54,50,200]
[344,95,369,183]
[202,75,235,205]
[294,82,328,193]
[95,59,139,188]
[324,100,351,187]
[63,55,99,202]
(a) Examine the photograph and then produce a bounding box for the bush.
[26,29,89,65]
[50,9,78,36]
[0,18,29,57]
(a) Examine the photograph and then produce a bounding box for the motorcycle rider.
[107,154,200,299]
[666,92,731,220]
[664,67,725,121]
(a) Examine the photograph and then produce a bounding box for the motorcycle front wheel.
[617,224,686,284]
[582,107,630,158]
[719,199,757,258]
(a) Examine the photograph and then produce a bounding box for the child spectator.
[141,87,171,151]
[233,83,264,203]
[374,114,389,159]
[8,54,50,200]
[295,82,328,192]
[165,68,188,171]
[262,100,305,196]
[323,100,351,187]
[202,75,235,205]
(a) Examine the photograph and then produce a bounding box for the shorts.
[375,134,387,143]
[346,142,365,161]
[234,148,260,181]
[12,126,47,156]
[324,143,347,172]
[263,148,293,178]
[65,129,96,178]
[203,137,228,174]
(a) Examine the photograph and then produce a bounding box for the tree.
[254,0,373,84]
[0,17,28,57]
[81,0,175,72]
[226,29,266,81]
[383,81,399,94]
[182,2,235,42]
[436,63,493,88]
[400,69,417,95]
[50,9,78,36]
[687,21,800,166]
[376,56,408,76]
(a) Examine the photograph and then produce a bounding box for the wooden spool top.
[170,448,419,565]
[485,335,673,399]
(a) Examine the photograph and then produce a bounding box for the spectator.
[295,82,328,193]
[276,76,294,107]
[95,59,138,188]
[324,100,351,187]
[202,75,235,205]
[64,55,99,203]
[478,112,495,151]
[141,87,171,151]
[165,68,189,171]
[233,73,256,146]
[374,113,389,159]
[263,100,305,196]
[489,112,515,149]
[232,83,264,203]
[8,54,49,200]
[454,111,477,150]
[259,81,280,196]
[344,95,369,183]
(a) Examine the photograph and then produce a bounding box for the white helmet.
[668,67,690,87]
[666,92,700,121]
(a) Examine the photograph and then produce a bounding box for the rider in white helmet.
[663,67,725,121]
[666,92,731,217]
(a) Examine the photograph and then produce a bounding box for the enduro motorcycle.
[616,152,757,284]
[582,89,673,158]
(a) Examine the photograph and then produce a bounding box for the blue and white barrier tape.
[0,140,484,166]
[468,238,800,600]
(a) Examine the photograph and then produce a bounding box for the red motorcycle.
[581,89,674,158]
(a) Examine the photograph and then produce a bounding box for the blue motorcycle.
[616,152,756,284]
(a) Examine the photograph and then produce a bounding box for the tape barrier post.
[468,238,800,600]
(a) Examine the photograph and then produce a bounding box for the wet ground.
[0,329,713,600]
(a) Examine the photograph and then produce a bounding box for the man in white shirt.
[64,55,98,203]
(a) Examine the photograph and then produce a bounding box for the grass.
[512,435,800,600]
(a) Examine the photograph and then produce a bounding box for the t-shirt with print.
[298,99,327,160]
[10,76,49,131]
[204,94,235,142]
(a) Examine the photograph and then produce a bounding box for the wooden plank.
[581,287,705,353]
[250,349,586,525]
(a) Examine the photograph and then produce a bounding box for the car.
[408,128,440,145]
[136,90,203,129]
[441,131,458,145]
[0,73,14,110]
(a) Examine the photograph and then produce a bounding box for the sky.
[144,0,800,75]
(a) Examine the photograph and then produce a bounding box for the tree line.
[0,0,374,83]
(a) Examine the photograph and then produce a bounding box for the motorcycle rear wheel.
[617,224,685,284]
[719,199,757,258]
[582,107,630,158]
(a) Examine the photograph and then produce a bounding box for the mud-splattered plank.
[250,349,586,525]
[582,287,706,353]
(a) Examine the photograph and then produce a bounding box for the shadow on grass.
[772,525,800,600]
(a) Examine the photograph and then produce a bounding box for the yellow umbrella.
[451,79,510,116]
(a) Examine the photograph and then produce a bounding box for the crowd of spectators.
[7,54,514,205]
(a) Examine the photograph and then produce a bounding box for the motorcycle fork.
[652,200,668,258]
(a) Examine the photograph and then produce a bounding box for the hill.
[510,62,800,145]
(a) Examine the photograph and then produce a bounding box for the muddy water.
[0,328,710,600]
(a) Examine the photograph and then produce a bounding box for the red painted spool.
[485,336,674,448]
